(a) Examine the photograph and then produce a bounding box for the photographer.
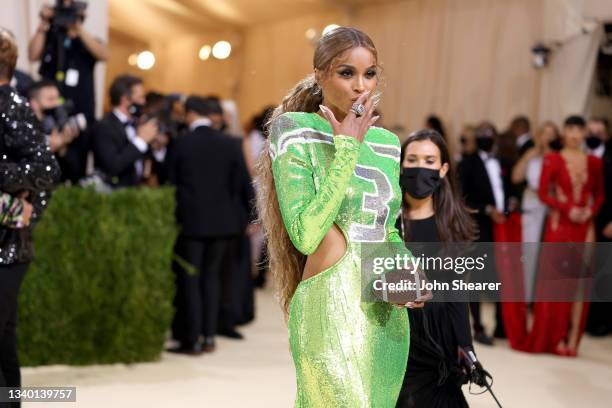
[139,92,179,186]
[0,27,60,408]
[28,80,85,182]
[28,1,108,121]
[92,74,164,188]
[28,1,108,183]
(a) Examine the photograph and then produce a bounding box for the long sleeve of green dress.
[270,113,361,255]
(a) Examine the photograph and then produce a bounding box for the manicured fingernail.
[372,115,380,122]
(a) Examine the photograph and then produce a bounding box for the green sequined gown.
[270,112,411,407]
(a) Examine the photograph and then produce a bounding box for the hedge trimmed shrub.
[18,186,178,366]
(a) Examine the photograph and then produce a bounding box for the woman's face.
[316,46,378,118]
[538,124,557,146]
[402,140,449,177]
[562,125,585,150]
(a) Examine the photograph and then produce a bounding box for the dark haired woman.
[425,115,446,140]
[522,116,604,356]
[395,129,480,408]
[257,27,423,406]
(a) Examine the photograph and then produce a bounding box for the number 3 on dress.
[349,164,393,242]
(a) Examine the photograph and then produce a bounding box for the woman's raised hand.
[319,91,380,143]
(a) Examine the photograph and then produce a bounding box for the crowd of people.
[450,114,610,353]
[0,3,611,407]
[0,3,273,405]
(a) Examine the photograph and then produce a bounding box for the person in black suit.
[168,96,254,354]
[458,122,507,345]
[224,139,257,327]
[507,115,534,157]
[585,117,608,159]
[91,75,161,188]
[588,130,612,336]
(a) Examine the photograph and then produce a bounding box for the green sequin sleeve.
[269,113,360,255]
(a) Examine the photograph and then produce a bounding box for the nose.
[353,76,366,93]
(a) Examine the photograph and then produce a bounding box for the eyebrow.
[336,64,377,70]
[406,154,437,159]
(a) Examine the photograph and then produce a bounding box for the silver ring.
[350,102,366,117]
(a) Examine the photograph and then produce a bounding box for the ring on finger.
[350,102,366,117]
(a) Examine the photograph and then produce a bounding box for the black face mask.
[585,134,602,149]
[549,138,563,151]
[40,104,70,134]
[42,107,58,117]
[128,102,144,118]
[400,167,442,199]
[475,136,494,152]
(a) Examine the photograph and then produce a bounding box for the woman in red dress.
[522,115,604,356]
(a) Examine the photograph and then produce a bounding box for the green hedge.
[17,186,178,366]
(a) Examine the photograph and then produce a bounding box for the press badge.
[65,69,79,87]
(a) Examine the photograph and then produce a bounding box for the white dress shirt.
[113,109,147,178]
[189,117,213,131]
[516,132,531,150]
[587,143,605,159]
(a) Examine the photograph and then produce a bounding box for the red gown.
[520,152,604,353]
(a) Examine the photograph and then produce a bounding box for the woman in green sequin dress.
[257,27,421,407]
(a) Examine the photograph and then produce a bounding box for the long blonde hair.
[255,27,378,316]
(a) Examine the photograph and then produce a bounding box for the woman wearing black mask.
[396,129,483,408]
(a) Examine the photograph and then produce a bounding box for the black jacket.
[0,85,60,264]
[92,112,146,188]
[597,142,612,241]
[458,152,506,242]
[168,124,254,238]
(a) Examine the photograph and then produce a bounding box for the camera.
[145,99,182,139]
[41,100,87,135]
[52,0,88,30]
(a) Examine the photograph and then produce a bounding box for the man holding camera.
[28,0,109,182]
[92,74,164,188]
[28,80,83,182]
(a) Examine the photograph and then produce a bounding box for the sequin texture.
[0,85,60,264]
[270,112,411,407]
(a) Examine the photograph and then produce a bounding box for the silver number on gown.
[349,164,392,242]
